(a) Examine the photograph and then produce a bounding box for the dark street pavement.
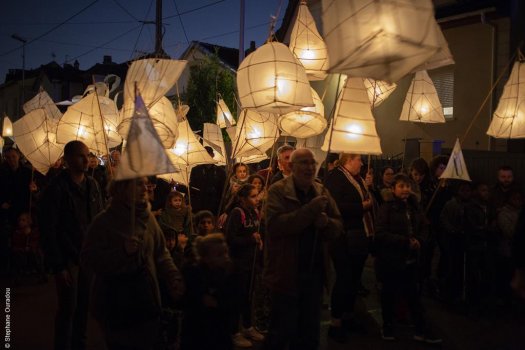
[1,258,524,350]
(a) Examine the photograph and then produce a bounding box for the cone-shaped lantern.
[203,122,227,165]
[278,87,327,138]
[23,89,62,128]
[56,93,122,154]
[116,94,177,180]
[237,41,314,114]
[487,60,525,138]
[216,98,236,128]
[321,0,445,83]
[12,109,63,175]
[322,76,382,154]
[440,138,471,181]
[400,70,445,123]
[232,109,279,158]
[168,105,216,167]
[289,1,329,81]
[2,116,13,137]
[364,79,397,107]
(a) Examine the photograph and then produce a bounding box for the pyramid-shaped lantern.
[278,87,327,138]
[289,1,329,81]
[237,41,314,114]
[216,98,236,129]
[487,60,525,138]
[364,79,397,108]
[440,138,471,181]
[321,76,382,154]
[2,116,13,137]
[400,70,445,123]
[321,0,445,83]
[168,105,216,167]
[232,109,279,158]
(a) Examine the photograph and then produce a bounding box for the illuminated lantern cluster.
[399,70,445,123]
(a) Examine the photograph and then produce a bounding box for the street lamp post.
[11,34,27,108]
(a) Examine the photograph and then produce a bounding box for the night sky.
[0,0,285,82]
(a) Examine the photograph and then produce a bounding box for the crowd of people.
[1,140,524,350]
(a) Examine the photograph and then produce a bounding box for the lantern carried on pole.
[364,79,397,107]
[23,89,62,128]
[399,70,446,123]
[2,116,13,137]
[289,0,329,81]
[321,76,382,154]
[487,59,525,138]
[278,87,327,138]
[203,122,227,165]
[232,109,279,158]
[216,97,236,129]
[237,41,313,114]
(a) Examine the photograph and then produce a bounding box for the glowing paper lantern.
[232,109,279,158]
[278,87,327,138]
[364,79,397,107]
[56,93,121,154]
[12,109,63,175]
[321,76,382,154]
[119,96,178,148]
[168,105,215,167]
[440,138,471,181]
[487,61,525,138]
[2,116,13,137]
[23,89,62,128]
[400,70,445,123]
[237,42,313,114]
[289,1,329,81]
[203,123,227,165]
[216,98,236,128]
[116,94,177,180]
[321,0,445,83]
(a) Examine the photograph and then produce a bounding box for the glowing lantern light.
[400,70,445,123]
[322,76,382,154]
[289,1,329,81]
[237,42,313,114]
[23,89,62,129]
[232,109,279,158]
[216,98,236,128]
[278,87,327,138]
[363,79,397,107]
[203,123,227,165]
[487,60,525,138]
[321,0,448,83]
[2,116,13,137]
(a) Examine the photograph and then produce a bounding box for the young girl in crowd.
[224,184,264,348]
[230,163,250,194]
[247,174,266,209]
[159,191,191,236]
[180,234,235,350]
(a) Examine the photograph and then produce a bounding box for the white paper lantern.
[400,70,445,123]
[203,122,227,165]
[322,76,382,154]
[278,87,327,138]
[237,42,314,114]
[23,90,62,129]
[363,79,397,107]
[321,0,445,83]
[289,1,329,81]
[216,98,236,128]
[232,109,279,158]
[2,116,13,137]
[487,60,525,138]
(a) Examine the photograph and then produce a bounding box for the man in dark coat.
[39,141,104,350]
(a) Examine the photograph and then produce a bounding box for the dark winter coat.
[225,206,259,271]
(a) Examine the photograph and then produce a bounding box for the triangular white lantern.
[23,89,62,128]
[12,109,63,175]
[2,116,13,137]
[116,94,177,180]
[400,70,446,123]
[289,0,329,81]
[321,0,445,83]
[487,60,525,138]
[237,41,314,114]
[278,87,327,138]
[168,105,216,167]
[232,109,279,158]
[321,76,382,154]
[440,138,471,181]
[363,79,397,107]
[216,98,236,129]
[203,122,227,165]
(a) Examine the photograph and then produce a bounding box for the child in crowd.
[180,234,236,350]
[194,210,216,237]
[375,174,442,344]
[247,174,266,209]
[11,212,46,282]
[230,163,250,194]
[159,191,191,236]
[224,184,264,348]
